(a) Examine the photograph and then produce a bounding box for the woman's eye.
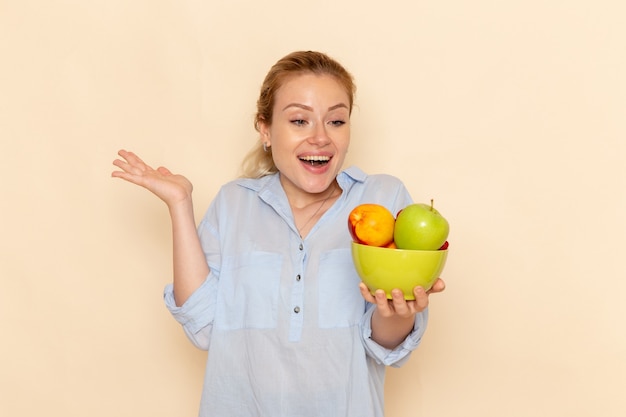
[291,119,307,126]
[330,120,346,126]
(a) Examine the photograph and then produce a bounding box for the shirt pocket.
[215,251,283,330]
[318,248,366,328]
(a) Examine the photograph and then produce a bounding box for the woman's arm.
[359,279,446,349]
[112,150,209,306]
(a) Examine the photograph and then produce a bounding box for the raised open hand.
[111,150,193,208]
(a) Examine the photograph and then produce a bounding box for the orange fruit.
[348,204,395,247]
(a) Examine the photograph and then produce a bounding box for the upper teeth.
[300,156,330,161]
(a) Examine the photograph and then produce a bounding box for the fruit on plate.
[394,199,449,250]
[348,204,395,247]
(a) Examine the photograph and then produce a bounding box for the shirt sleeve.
[163,273,219,351]
[359,305,429,367]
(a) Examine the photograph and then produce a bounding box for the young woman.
[112,50,445,417]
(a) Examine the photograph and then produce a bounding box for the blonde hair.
[240,51,356,178]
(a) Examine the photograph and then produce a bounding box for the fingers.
[427,278,446,294]
[360,281,440,318]
[387,289,416,318]
[359,283,377,303]
[411,286,430,312]
[362,285,417,319]
[359,284,402,317]
[111,149,156,181]
[114,150,149,173]
[365,286,434,317]
[111,158,131,175]
[371,290,394,317]
[117,149,146,167]
[157,166,173,176]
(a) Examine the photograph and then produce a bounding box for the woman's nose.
[309,122,331,145]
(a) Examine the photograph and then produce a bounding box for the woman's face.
[259,73,351,202]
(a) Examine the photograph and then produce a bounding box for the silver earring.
[263,143,269,152]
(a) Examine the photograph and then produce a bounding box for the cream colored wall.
[1,1,624,416]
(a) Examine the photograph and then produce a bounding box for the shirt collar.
[236,165,367,199]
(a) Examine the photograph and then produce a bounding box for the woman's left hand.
[359,278,446,318]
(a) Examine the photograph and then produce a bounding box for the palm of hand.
[112,150,192,207]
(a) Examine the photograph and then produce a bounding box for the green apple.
[394,200,449,250]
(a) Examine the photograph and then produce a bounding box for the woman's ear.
[258,120,271,147]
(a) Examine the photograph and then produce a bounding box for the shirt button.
[296,274,301,281]
[299,243,304,250]
[293,306,301,313]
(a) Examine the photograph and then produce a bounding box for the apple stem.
[430,198,434,211]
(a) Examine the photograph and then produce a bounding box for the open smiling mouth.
[299,155,331,167]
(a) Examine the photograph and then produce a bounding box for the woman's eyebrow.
[282,103,349,111]
[328,103,349,111]
[282,103,313,111]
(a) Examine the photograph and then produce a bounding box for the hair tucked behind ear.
[240,51,356,179]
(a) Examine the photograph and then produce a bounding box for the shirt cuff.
[360,305,429,367]
[163,274,218,334]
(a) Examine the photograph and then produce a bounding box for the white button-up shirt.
[164,166,429,417]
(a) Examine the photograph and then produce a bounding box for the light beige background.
[1,0,624,416]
